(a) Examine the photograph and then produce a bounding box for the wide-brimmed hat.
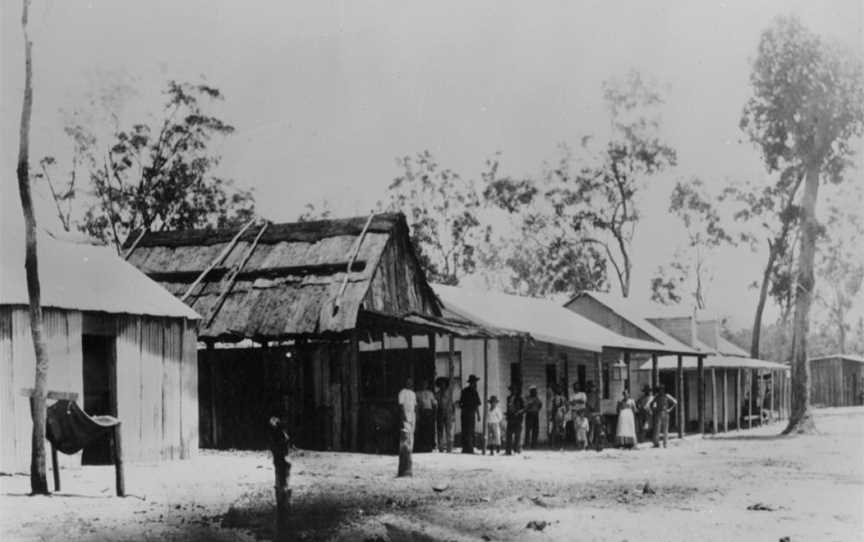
[642,384,651,393]
[528,384,537,391]
[467,374,480,382]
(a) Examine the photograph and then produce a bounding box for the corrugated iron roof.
[638,355,788,371]
[433,285,692,354]
[0,229,200,320]
[809,354,864,364]
[567,291,700,355]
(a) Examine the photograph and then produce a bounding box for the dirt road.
[2,407,862,541]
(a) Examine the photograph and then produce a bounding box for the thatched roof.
[124,213,442,341]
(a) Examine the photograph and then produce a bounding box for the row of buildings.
[1,213,861,471]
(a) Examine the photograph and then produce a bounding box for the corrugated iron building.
[809,355,864,407]
[125,213,483,452]
[0,230,200,473]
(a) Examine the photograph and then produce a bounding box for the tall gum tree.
[15,0,51,494]
[741,16,864,433]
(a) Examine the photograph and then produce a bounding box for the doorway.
[81,334,117,465]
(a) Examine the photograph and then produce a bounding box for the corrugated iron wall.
[0,307,197,474]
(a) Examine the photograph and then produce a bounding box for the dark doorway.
[82,334,116,465]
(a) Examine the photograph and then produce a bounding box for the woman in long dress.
[616,390,637,449]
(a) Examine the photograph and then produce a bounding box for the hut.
[125,213,494,453]
[431,285,698,445]
[809,354,864,407]
[0,230,200,474]
[565,292,791,434]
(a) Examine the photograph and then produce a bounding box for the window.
[602,363,611,399]
[510,363,522,389]
[577,364,586,391]
[545,363,557,391]
[435,352,462,380]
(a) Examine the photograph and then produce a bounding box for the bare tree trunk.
[784,156,822,435]
[750,241,777,359]
[16,0,50,495]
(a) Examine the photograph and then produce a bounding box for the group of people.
[397,376,679,457]
[614,384,678,449]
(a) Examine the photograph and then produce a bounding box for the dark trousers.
[416,409,435,452]
[524,412,539,448]
[461,413,476,453]
[505,417,523,454]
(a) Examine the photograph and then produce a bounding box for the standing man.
[635,384,654,442]
[649,384,678,448]
[505,383,526,455]
[523,385,543,449]
[415,379,437,452]
[585,381,604,451]
[434,377,455,452]
[459,375,481,454]
[397,378,417,476]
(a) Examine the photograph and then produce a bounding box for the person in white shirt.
[486,396,503,455]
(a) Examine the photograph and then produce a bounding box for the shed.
[809,354,864,407]
[0,229,200,474]
[125,213,478,452]
[433,285,696,445]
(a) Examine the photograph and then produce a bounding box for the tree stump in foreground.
[268,417,291,541]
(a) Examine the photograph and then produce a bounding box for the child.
[574,409,589,450]
[486,396,503,455]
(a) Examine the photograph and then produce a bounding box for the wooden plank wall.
[1,308,83,473]
[0,308,196,474]
[115,314,198,463]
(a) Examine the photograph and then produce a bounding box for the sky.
[1,0,862,330]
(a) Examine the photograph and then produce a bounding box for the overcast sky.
[1,0,862,329]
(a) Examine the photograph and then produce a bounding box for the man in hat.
[636,384,654,442]
[415,379,437,452]
[524,385,542,449]
[505,383,525,455]
[650,384,677,448]
[459,375,481,453]
[434,377,455,452]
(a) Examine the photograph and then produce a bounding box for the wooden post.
[268,417,291,540]
[697,356,705,435]
[651,353,659,391]
[448,335,455,379]
[406,334,414,383]
[349,332,359,451]
[747,370,753,429]
[113,423,125,497]
[769,370,775,423]
[482,338,489,454]
[594,352,602,411]
[735,368,741,430]
[206,342,218,448]
[710,368,717,435]
[676,354,684,438]
[624,351,632,393]
[722,370,728,432]
[50,443,60,492]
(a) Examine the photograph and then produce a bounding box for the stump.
[397,429,413,477]
[268,417,291,541]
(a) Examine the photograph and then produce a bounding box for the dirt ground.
[2,407,862,542]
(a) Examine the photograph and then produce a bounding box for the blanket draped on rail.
[46,400,120,454]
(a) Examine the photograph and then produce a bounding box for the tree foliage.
[741,15,864,433]
[387,150,488,285]
[651,177,736,308]
[486,71,675,298]
[38,81,255,249]
[483,172,607,297]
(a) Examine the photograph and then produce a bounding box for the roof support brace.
[206,222,269,327]
[181,218,257,302]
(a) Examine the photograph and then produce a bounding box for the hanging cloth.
[46,400,120,455]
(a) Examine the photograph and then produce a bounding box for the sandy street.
[1,407,862,542]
